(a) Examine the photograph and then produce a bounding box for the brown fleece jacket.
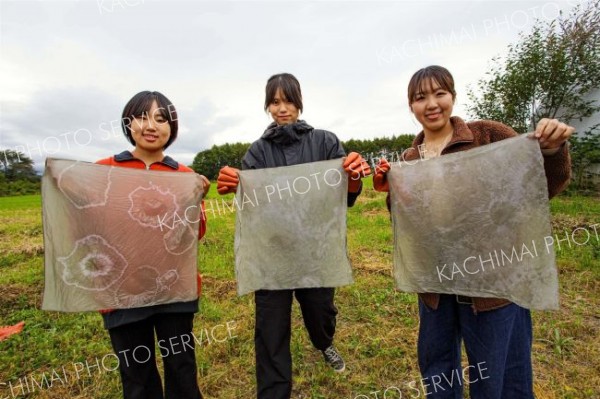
[387,116,571,312]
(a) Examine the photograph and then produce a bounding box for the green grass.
[0,194,42,210]
[549,195,600,216]
[0,189,599,399]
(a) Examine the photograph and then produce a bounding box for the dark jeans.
[417,294,534,399]
[255,288,338,399]
[108,312,203,399]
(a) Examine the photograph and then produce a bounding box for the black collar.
[113,151,179,170]
[261,120,314,145]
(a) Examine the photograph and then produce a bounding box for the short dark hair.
[264,73,303,113]
[407,65,456,105]
[121,91,178,149]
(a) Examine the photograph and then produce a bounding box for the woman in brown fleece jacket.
[373,66,573,399]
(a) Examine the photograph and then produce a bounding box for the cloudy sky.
[0,0,580,170]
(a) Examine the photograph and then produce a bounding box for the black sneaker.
[322,345,345,373]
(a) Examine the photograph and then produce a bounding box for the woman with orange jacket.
[97,91,210,399]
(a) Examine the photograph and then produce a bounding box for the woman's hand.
[343,152,371,193]
[373,158,391,192]
[217,166,240,195]
[343,152,371,179]
[531,118,574,152]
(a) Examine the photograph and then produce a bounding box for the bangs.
[408,66,456,104]
[264,73,303,112]
[127,94,168,118]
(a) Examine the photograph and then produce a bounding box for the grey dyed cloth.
[388,135,558,310]
[42,158,204,312]
[234,159,353,295]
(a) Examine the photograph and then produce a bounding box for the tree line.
[190,135,417,181]
[0,150,41,196]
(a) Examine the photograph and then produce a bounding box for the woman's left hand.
[343,152,371,193]
[531,118,575,150]
[373,158,391,192]
[343,152,372,180]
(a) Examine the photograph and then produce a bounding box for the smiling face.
[268,88,300,126]
[129,101,171,153]
[410,78,455,136]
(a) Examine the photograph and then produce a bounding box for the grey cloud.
[0,87,125,166]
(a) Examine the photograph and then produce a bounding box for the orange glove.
[198,201,207,240]
[373,158,391,192]
[217,166,240,195]
[343,152,371,193]
[0,321,25,341]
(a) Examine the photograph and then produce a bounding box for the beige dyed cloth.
[42,158,204,312]
[234,159,353,295]
[388,135,558,310]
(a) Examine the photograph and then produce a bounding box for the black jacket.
[242,120,361,206]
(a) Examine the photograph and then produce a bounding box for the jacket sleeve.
[197,202,205,297]
[484,120,519,142]
[198,200,207,240]
[324,131,346,160]
[242,141,266,170]
[323,131,361,207]
[95,157,113,166]
[386,192,391,213]
[541,143,571,199]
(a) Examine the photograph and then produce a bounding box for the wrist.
[348,178,362,193]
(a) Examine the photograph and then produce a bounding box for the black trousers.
[255,288,338,399]
[108,312,203,399]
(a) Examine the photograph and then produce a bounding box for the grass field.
[0,181,598,399]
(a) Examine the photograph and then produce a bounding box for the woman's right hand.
[373,158,391,192]
[217,166,240,195]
